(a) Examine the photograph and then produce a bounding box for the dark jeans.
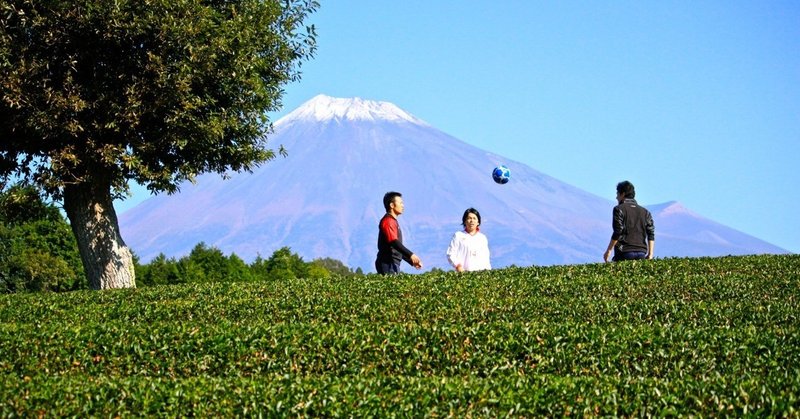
[375,260,400,275]
[613,250,647,262]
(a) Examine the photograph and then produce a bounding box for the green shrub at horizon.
[1,255,798,416]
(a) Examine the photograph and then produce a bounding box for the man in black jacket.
[603,181,655,262]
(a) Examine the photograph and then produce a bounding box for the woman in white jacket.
[446,208,491,272]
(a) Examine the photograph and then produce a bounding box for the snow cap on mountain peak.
[651,201,700,218]
[275,94,427,125]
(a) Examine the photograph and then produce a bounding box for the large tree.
[0,0,317,289]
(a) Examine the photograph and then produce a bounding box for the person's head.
[616,181,636,202]
[383,191,404,215]
[462,207,481,232]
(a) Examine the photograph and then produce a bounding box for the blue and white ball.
[492,165,511,184]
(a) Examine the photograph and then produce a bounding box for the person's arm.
[390,239,413,262]
[390,239,422,269]
[604,238,617,263]
[446,233,464,272]
[605,207,623,262]
[646,210,655,259]
[480,234,491,270]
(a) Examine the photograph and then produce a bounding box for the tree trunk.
[63,179,136,290]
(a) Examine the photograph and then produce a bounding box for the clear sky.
[117,1,800,253]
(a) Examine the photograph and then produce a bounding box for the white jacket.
[446,230,491,271]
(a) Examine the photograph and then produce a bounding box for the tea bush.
[1,255,798,416]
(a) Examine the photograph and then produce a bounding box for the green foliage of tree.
[134,253,181,287]
[305,262,331,279]
[134,244,341,286]
[5,249,78,292]
[163,242,252,284]
[311,257,358,277]
[0,183,62,224]
[227,254,254,282]
[184,243,230,283]
[177,257,208,284]
[261,246,308,281]
[0,0,318,289]
[136,242,360,286]
[250,255,271,281]
[0,184,86,292]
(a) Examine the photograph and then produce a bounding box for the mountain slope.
[119,95,789,271]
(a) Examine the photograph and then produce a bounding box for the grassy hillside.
[1,255,798,416]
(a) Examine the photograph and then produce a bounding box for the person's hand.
[410,254,423,269]
[455,264,464,272]
[603,249,612,263]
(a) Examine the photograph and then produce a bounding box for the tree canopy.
[1,0,318,195]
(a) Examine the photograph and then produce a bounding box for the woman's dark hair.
[462,207,481,226]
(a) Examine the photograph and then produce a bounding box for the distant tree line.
[0,184,362,293]
[135,244,364,287]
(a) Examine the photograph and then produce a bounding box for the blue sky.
[117,1,800,253]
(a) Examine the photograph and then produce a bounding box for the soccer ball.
[492,165,510,184]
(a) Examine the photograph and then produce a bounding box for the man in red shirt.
[375,191,423,274]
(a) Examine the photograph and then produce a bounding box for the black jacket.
[611,198,655,253]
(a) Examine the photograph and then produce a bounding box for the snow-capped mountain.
[118,95,789,271]
[278,95,425,124]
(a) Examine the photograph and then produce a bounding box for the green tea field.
[1,255,798,416]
